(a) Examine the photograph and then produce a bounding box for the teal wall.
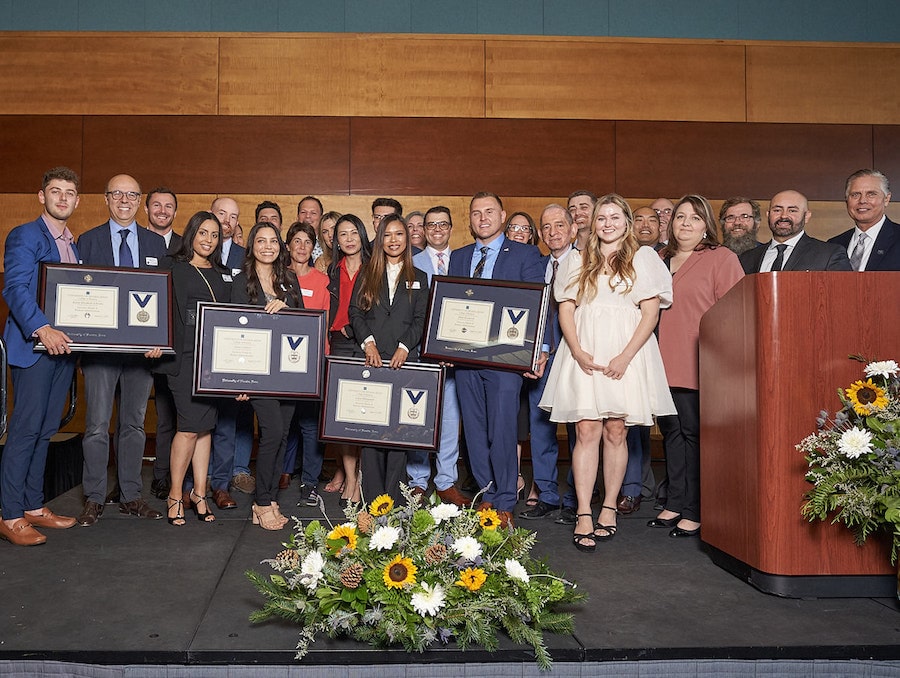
[1,0,898,42]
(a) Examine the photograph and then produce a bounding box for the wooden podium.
[699,271,898,597]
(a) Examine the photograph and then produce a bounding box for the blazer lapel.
[784,234,810,271]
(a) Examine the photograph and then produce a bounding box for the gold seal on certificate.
[399,388,427,426]
[436,298,494,344]
[280,334,309,373]
[498,307,528,347]
[55,284,119,329]
[128,291,158,327]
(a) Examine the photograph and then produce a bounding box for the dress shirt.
[221,238,233,266]
[108,221,138,267]
[361,262,409,352]
[425,246,451,276]
[847,216,884,271]
[469,235,504,278]
[43,217,77,264]
[545,245,574,283]
[759,231,805,272]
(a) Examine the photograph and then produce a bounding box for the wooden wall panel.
[485,40,746,122]
[349,118,615,197]
[0,36,218,115]
[873,126,900,188]
[80,116,351,195]
[615,122,872,201]
[747,44,900,124]
[218,36,485,118]
[0,117,84,193]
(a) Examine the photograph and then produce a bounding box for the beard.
[723,231,760,255]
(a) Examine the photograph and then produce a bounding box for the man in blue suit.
[76,174,168,526]
[829,169,900,271]
[448,192,547,528]
[407,206,468,506]
[0,167,82,545]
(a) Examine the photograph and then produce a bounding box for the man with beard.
[633,206,664,251]
[739,190,851,273]
[567,190,596,251]
[719,197,763,255]
[144,187,181,255]
[829,169,900,271]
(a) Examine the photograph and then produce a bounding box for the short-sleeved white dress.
[538,246,677,426]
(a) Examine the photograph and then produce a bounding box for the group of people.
[0,165,896,552]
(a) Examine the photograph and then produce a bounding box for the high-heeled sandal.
[516,473,526,500]
[573,513,597,552]
[594,505,618,541]
[271,501,289,527]
[191,489,216,522]
[166,496,185,526]
[251,503,284,530]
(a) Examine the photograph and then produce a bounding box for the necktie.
[473,246,488,279]
[770,243,787,272]
[550,259,559,290]
[118,229,134,268]
[549,259,560,352]
[849,233,867,271]
[436,251,447,276]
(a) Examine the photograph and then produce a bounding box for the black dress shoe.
[151,477,170,500]
[669,525,700,538]
[519,501,559,520]
[647,515,681,528]
[555,506,577,525]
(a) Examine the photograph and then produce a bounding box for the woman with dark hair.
[505,211,538,246]
[231,221,304,530]
[650,195,743,538]
[314,211,341,275]
[349,213,429,503]
[540,194,675,552]
[161,211,232,526]
[323,214,372,505]
[279,221,330,503]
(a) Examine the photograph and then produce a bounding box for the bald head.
[104,174,142,227]
[767,190,810,243]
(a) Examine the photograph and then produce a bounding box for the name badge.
[145,256,158,266]
[222,274,233,282]
[406,281,421,289]
[301,288,313,297]
[231,268,242,277]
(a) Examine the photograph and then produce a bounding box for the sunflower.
[845,379,888,415]
[383,554,417,589]
[327,523,358,552]
[455,567,487,592]
[478,507,501,531]
[370,494,395,517]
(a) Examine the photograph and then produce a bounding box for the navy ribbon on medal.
[406,389,425,404]
[287,335,304,350]
[133,293,151,307]
[507,308,525,325]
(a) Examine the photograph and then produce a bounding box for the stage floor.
[1,470,898,670]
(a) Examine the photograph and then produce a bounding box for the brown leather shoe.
[278,473,291,490]
[213,489,237,510]
[410,486,427,499]
[118,498,163,520]
[476,501,493,512]
[617,494,641,515]
[23,507,76,529]
[77,501,104,527]
[231,472,256,494]
[436,485,470,507]
[0,518,47,546]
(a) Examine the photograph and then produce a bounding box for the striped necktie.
[473,246,488,278]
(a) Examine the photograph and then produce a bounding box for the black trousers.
[251,398,295,506]
[657,388,701,522]
[360,446,407,505]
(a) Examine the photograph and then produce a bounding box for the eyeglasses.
[425,221,451,231]
[507,224,532,233]
[723,213,753,223]
[653,208,672,216]
[106,190,141,202]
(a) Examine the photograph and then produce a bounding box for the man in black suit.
[829,169,900,271]
[212,196,244,277]
[76,174,168,526]
[739,190,852,274]
[143,187,181,499]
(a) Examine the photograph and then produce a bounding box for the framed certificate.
[420,276,550,372]
[193,302,326,398]
[37,263,174,354]
[320,357,444,451]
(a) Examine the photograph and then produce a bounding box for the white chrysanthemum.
[430,503,461,523]
[451,536,482,560]
[504,558,530,583]
[864,360,899,379]
[369,525,400,551]
[410,582,446,617]
[300,550,325,591]
[838,427,874,459]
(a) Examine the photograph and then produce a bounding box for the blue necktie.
[119,229,134,268]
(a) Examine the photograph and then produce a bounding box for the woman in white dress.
[540,194,676,552]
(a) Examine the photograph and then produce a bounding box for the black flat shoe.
[669,525,700,538]
[647,515,681,528]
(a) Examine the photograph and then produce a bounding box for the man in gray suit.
[739,190,852,274]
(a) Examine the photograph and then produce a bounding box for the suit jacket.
[166,232,183,257]
[739,232,852,274]
[223,241,246,274]
[828,217,900,271]
[230,272,304,309]
[412,247,451,285]
[2,216,79,368]
[348,267,429,361]
[78,221,168,269]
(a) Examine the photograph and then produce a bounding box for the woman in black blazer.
[231,222,303,530]
[349,213,429,504]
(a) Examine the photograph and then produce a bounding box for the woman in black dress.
[231,222,303,530]
[162,211,232,525]
[349,213,429,503]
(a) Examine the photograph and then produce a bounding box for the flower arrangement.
[247,487,583,671]
[799,357,900,563]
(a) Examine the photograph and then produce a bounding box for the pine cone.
[275,549,300,569]
[340,563,364,589]
[356,511,374,534]
[424,543,447,564]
